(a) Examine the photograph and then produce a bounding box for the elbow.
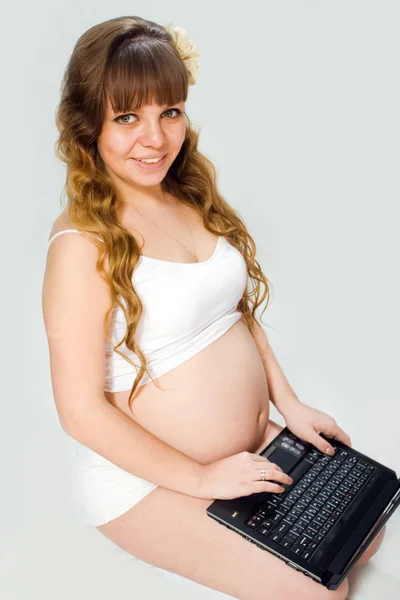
[57,405,93,438]
[59,412,82,438]
[57,395,108,439]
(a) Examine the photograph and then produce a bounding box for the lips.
[131,154,168,170]
[132,154,166,162]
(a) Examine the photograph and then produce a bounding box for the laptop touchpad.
[266,448,301,472]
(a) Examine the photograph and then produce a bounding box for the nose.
[139,119,167,148]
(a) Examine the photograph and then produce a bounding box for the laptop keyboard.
[245,436,377,561]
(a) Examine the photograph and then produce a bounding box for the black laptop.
[206,426,400,590]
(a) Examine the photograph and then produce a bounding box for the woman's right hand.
[198,450,293,500]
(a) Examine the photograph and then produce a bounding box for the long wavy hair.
[54,15,273,416]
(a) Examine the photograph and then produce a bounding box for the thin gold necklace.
[123,195,198,263]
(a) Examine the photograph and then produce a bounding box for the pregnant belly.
[104,319,271,464]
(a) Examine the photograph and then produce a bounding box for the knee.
[354,524,386,567]
[331,577,349,600]
[315,577,349,600]
[313,577,349,600]
[299,576,349,600]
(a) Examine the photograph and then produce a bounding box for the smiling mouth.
[132,155,166,163]
[131,154,168,169]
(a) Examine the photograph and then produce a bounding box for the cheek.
[169,123,187,149]
[98,129,133,160]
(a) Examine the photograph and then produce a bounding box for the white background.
[2,1,399,598]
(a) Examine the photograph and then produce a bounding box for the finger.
[330,425,352,448]
[267,461,283,472]
[253,456,283,471]
[254,468,293,485]
[253,481,287,494]
[308,428,337,455]
[311,424,352,455]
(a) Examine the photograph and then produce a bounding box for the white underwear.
[72,440,158,527]
[72,441,237,598]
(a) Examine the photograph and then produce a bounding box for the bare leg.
[353,525,386,568]
[95,420,350,600]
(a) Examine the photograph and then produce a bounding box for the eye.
[115,107,182,125]
[163,108,182,118]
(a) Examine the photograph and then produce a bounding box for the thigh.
[96,419,349,600]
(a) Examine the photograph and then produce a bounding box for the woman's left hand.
[282,400,352,455]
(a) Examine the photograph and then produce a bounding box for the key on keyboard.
[245,446,376,561]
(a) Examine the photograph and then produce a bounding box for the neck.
[121,189,173,209]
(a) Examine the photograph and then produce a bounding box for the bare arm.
[63,396,205,497]
[42,229,205,498]
[240,313,270,356]
[241,314,301,416]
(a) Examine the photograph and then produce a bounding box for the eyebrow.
[113,102,184,115]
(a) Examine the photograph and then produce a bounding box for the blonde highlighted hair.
[54,15,273,415]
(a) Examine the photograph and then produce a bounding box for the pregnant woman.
[42,15,384,600]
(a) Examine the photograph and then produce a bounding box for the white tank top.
[47,228,248,391]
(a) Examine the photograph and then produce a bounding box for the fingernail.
[326,447,334,455]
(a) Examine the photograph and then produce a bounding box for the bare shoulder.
[43,209,110,318]
[48,209,73,241]
[42,219,113,428]
[47,209,106,258]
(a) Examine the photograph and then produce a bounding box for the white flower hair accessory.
[163,23,200,86]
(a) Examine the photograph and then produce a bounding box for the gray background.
[2,1,399,598]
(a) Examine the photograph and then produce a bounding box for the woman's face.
[97,97,187,193]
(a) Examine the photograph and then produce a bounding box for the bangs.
[104,38,188,114]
